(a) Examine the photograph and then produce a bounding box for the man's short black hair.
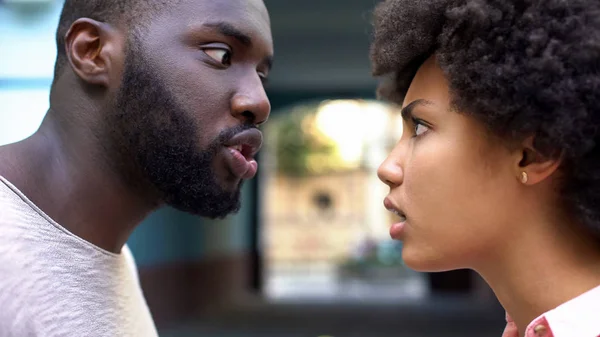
[53,0,176,79]
[371,0,600,238]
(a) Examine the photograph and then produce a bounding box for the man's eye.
[259,73,269,85]
[204,49,231,66]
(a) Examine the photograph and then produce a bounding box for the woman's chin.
[401,245,455,272]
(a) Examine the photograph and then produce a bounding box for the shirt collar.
[526,285,600,337]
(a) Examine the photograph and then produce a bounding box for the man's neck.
[476,220,600,336]
[0,114,157,253]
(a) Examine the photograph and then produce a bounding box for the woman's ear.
[514,136,561,185]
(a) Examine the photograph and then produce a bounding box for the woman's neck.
[476,219,600,336]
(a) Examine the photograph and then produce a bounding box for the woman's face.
[378,56,525,272]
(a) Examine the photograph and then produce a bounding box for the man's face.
[109,0,273,218]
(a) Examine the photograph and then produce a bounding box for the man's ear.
[514,136,562,185]
[64,18,122,87]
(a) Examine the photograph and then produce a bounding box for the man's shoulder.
[0,176,39,226]
[0,179,157,336]
[0,178,38,267]
[0,176,49,260]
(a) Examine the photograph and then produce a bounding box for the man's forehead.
[174,0,269,26]
[171,0,271,43]
[138,0,272,61]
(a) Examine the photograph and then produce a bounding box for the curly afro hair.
[370,0,600,239]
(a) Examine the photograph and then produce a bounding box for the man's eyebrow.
[401,99,434,121]
[204,22,252,47]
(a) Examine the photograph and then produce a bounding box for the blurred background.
[0,0,506,336]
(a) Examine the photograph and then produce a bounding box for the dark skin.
[0,0,273,253]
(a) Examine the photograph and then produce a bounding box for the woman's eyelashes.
[411,118,431,138]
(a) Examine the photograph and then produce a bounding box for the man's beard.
[107,44,246,218]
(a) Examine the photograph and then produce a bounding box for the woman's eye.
[415,123,429,136]
[204,49,231,66]
[411,118,430,137]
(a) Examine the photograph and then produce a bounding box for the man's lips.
[225,128,263,160]
[222,128,263,180]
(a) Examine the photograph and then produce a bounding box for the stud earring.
[520,171,529,184]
